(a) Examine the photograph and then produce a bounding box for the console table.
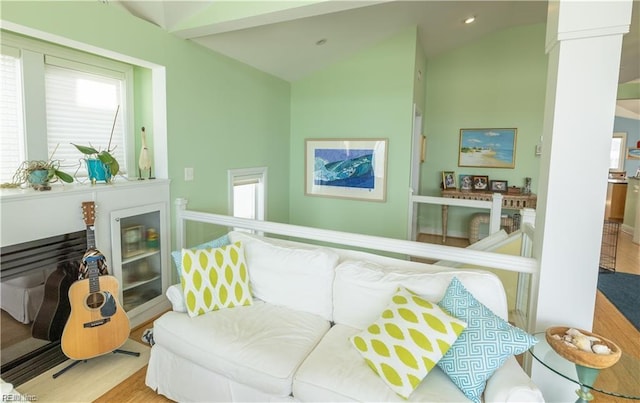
[440,190,537,242]
[529,333,639,401]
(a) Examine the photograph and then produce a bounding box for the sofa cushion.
[228,231,338,321]
[350,287,467,398]
[153,301,330,397]
[293,324,471,402]
[171,233,230,279]
[180,242,252,317]
[437,277,537,403]
[333,260,508,329]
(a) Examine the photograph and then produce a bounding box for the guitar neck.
[86,224,96,250]
[86,257,102,293]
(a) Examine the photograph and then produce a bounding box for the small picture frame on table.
[442,171,457,189]
[459,174,473,191]
[472,175,489,191]
[490,180,508,193]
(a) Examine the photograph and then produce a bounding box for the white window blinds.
[0,47,25,183]
[44,56,127,175]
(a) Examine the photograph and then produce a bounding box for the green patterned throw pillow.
[350,287,467,398]
[180,241,252,317]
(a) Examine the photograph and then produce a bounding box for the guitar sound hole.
[86,292,105,309]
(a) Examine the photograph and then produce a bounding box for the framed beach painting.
[305,138,388,201]
[458,128,517,168]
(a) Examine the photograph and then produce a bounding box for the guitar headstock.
[82,201,96,226]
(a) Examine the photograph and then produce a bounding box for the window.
[0,32,133,184]
[0,46,24,183]
[610,132,627,172]
[228,167,267,221]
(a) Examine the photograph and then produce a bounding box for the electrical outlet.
[184,167,194,181]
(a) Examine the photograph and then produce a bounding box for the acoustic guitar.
[32,202,108,341]
[61,205,130,360]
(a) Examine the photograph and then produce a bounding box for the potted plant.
[72,143,120,183]
[1,145,74,190]
[72,106,120,183]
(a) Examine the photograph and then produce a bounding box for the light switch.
[184,167,194,181]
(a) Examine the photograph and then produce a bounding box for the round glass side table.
[529,333,640,402]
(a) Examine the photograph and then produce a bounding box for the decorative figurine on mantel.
[138,127,155,180]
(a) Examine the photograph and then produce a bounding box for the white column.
[530,1,632,401]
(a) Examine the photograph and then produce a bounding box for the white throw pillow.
[228,231,338,321]
[333,260,509,329]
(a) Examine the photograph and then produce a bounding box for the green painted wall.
[289,27,418,238]
[2,1,292,245]
[420,24,548,236]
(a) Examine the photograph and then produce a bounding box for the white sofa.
[145,231,543,402]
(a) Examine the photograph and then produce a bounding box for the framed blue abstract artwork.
[305,138,388,201]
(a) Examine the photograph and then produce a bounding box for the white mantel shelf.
[0,178,170,202]
[1,179,171,248]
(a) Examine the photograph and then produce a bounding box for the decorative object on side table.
[72,106,121,184]
[523,177,532,194]
[490,180,508,193]
[472,175,489,191]
[545,326,621,403]
[442,171,456,189]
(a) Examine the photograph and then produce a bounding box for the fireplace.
[1,230,86,385]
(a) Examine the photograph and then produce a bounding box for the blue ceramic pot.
[86,159,112,183]
[28,169,50,188]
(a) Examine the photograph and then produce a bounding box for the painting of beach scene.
[305,139,387,201]
[458,128,517,168]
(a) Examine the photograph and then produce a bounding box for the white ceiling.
[113,0,639,114]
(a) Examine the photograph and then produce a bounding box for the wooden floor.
[97,230,639,402]
[94,316,172,403]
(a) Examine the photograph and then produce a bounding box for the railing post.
[489,193,503,234]
[175,198,188,249]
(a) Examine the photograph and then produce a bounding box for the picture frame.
[490,180,508,193]
[442,171,457,189]
[627,148,640,160]
[305,138,388,201]
[458,128,517,168]
[122,225,145,258]
[472,175,489,191]
[459,174,473,191]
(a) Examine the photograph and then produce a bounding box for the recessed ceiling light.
[464,16,476,24]
[315,39,327,46]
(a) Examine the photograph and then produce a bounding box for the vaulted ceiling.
[113,1,639,115]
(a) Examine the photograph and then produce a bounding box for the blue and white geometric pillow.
[437,277,537,403]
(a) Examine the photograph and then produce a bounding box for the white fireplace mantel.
[1,179,170,251]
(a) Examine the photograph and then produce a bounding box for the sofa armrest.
[166,284,186,313]
[484,357,544,402]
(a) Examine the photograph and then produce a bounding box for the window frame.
[0,30,135,176]
[227,167,268,222]
[610,132,627,172]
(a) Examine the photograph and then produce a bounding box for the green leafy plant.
[71,143,120,177]
[1,144,74,188]
[72,105,120,177]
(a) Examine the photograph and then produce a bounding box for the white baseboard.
[621,223,634,235]
[419,225,469,240]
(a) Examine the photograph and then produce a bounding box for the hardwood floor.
[98,230,639,402]
[94,315,172,403]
